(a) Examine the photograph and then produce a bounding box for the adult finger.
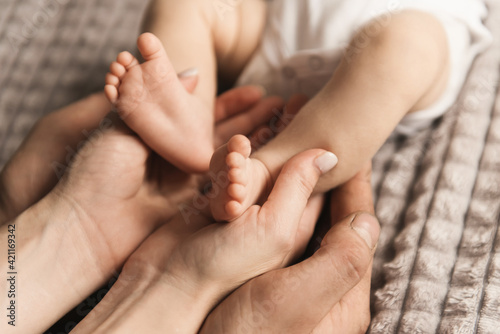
[0,93,111,224]
[312,263,373,334]
[330,163,374,222]
[284,194,325,264]
[203,213,379,334]
[0,69,202,225]
[260,149,338,233]
[214,86,266,122]
[290,212,379,333]
[257,165,376,333]
[306,163,374,254]
[312,163,375,334]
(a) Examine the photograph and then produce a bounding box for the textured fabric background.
[0,0,149,168]
[0,0,499,333]
[369,1,500,332]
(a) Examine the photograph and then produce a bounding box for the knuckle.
[296,174,315,198]
[328,241,369,285]
[282,166,316,200]
[340,251,365,283]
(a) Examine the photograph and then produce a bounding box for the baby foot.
[210,135,272,221]
[104,33,213,173]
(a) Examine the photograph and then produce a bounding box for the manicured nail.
[351,213,380,250]
[178,67,199,78]
[314,152,338,174]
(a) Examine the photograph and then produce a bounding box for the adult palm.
[0,78,284,334]
[201,165,377,334]
[48,85,284,274]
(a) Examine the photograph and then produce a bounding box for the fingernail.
[255,85,267,97]
[351,213,380,250]
[178,67,199,78]
[314,152,338,174]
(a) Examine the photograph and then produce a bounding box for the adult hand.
[49,85,284,273]
[0,93,111,224]
[201,164,379,334]
[69,95,323,334]
[72,148,334,334]
[0,77,281,225]
[0,81,282,334]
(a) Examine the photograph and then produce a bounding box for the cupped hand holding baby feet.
[0,93,112,225]
[0,70,200,227]
[69,94,322,334]
[72,149,336,334]
[202,164,379,334]
[0,82,277,333]
[104,32,285,174]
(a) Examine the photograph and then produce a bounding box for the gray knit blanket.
[0,0,498,333]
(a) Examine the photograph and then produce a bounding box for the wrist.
[156,249,226,331]
[88,271,218,334]
[147,271,219,333]
[150,276,218,332]
[0,191,114,333]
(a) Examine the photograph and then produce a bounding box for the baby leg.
[106,0,267,173]
[211,10,450,220]
[143,0,268,99]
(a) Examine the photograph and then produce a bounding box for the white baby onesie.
[236,0,492,136]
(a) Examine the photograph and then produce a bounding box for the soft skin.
[0,79,275,333]
[108,0,449,221]
[201,165,377,334]
[68,98,378,334]
[0,85,379,333]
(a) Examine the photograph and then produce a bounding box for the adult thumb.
[261,149,338,228]
[254,212,379,333]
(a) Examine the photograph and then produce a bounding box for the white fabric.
[237,0,492,136]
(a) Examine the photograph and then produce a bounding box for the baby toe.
[226,152,246,169]
[228,135,252,157]
[228,168,248,185]
[225,201,242,219]
[137,33,166,61]
[110,61,126,79]
[104,85,118,104]
[228,183,246,202]
[117,51,139,69]
[105,73,120,86]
